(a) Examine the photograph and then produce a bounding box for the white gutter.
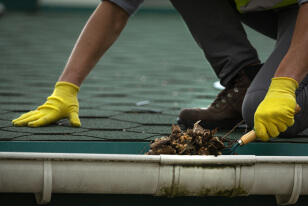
[0,152,308,205]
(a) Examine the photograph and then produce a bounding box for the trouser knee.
[242,89,265,129]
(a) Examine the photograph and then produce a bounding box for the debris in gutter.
[147,120,225,156]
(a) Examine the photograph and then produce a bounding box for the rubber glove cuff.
[53,81,80,97]
[37,81,80,111]
[270,77,298,96]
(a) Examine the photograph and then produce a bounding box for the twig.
[222,120,244,139]
[140,142,151,154]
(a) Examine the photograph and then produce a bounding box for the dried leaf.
[193,120,204,133]
[150,137,170,149]
[171,124,182,134]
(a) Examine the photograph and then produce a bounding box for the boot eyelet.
[215,104,220,108]
[234,87,239,92]
[227,93,232,98]
[221,99,226,103]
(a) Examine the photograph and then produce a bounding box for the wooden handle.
[295,104,301,114]
[240,130,257,145]
[239,104,301,146]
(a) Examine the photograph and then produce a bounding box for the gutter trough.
[0,152,308,205]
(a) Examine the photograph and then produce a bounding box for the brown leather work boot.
[177,69,254,130]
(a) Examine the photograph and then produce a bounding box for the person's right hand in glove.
[254,77,298,141]
[12,82,81,127]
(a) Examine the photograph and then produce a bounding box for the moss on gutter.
[159,185,248,197]
[159,165,249,197]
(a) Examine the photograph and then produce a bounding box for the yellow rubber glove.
[12,82,81,127]
[254,77,298,141]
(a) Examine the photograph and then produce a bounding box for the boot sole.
[177,118,244,130]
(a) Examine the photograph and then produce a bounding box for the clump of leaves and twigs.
[147,121,225,156]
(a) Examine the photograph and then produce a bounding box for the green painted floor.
[0,10,307,154]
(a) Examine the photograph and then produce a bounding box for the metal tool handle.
[238,104,301,146]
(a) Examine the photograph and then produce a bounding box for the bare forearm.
[275,3,308,83]
[59,1,129,86]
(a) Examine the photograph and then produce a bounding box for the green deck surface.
[0,10,308,154]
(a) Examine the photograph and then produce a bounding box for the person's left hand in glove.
[254,77,298,141]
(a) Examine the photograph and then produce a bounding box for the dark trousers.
[170,0,308,137]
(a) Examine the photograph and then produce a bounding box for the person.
[12,0,308,142]
[172,0,308,140]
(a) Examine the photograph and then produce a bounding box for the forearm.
[59,1,129,86]
[274,3,308,83]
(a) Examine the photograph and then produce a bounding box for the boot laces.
[212,75,242,108]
